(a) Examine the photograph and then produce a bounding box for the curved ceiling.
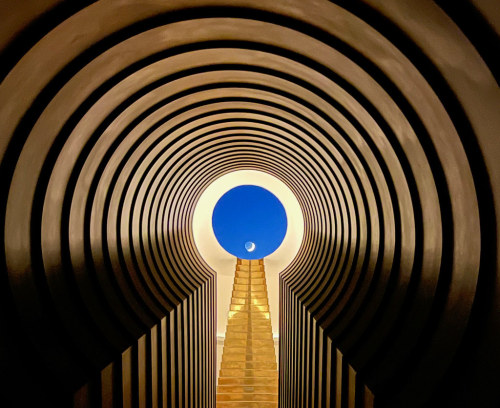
[0,0,499,406]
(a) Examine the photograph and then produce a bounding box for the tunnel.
[1,1,500,407]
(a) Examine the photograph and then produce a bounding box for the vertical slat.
[145,330,152,408]
[161,316,168,408]
[170,309,176,407]
[317,328,323,408]
[73,383,92,408]
[364,385,375,408]
[194,289,199,408]
[336,349,343,408]
[183,299,189,407]
[188,295,194,408]
[177,303,183,407]
[326,337,332,407]
[348,365,356,408]
[201,284,206,406]
[138,334,147,408]
[305,310,310,407]
[291,291,294,408]
[299,299,302,406]
[311,318,317,408]
[151,325,158,408]
[122,347,132,408]
[213,276,216,407]
[101,362,114,408]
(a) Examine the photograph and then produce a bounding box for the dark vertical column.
[137,334,147,408]
[150,324,159,408]
[122,347,132,408]
[280,282,371,408]
[161,316,168,408]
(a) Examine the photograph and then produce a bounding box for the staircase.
[217,258,278,407]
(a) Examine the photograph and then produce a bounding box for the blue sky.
[212,185,287,259]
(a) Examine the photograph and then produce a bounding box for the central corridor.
[217,259,278,407]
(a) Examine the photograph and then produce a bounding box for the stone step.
[227,317,271,324]
[233,284,268,291]
[235,272,265,279]
[220,361,277,370]
[234,278,267,285]
[219,368,278,377]
[226,324,272,331]
[231,297,268,305]
[236,265,263,271]
[235,269,263,275]
[227,320,272,327]
[218,377,277,386]
[226,319,272,326]
[216,402,277,408]
[230,304,269,312]
[222,348,276,356]
[217,385,278,394]
[232,287,268,293]
[225,332,273,340]
[222,351,277,361]
[221,339,275,348]
[228,311,271,319]
[231,291,269,299]
[225,326,272,333]
[222,346,276,354]
[217,393,278,402]
[227,321,271,328]
[226,326,272,333]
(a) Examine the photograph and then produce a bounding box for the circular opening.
[212,185,287,260]
[191,169,304,274]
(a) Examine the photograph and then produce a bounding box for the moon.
[245,241,256,252]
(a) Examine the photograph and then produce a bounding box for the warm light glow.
[192,170,304,343]
[192,170,304,274]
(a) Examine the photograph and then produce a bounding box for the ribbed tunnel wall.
[1,1,499,407]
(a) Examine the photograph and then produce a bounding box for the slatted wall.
[280,287,374,408]
[73,284,215,408]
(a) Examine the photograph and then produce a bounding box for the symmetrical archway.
[1,1,499,407]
